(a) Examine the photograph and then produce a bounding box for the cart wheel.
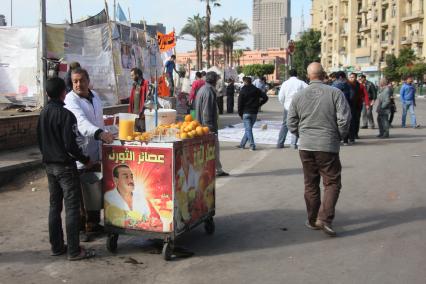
[204,217,215,235]
[106,233,119,253]
[162,241,173,261]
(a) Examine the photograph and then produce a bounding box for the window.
[357,38,362,47]
[356,56,370,64]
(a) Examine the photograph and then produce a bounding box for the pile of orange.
[122,114,210,142]
[179,115,210,140]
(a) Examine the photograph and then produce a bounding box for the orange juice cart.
[102,133,216,260]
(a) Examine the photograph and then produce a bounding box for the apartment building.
[311,0,426,80]
[253,0,292,50]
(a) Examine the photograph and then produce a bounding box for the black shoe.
[304,220,320,230]
[361,126,368,129]
[377,134,383,138]
[315,220,337,237]
[51,245,67,256]
[216,171,229,177]
[276,144,284,149]
[236,145,245,149]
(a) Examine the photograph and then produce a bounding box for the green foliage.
[236,66,243,74]
[242,64,275,77]
[383,48,424,82]
[292,29,321,80]
[383,54,399,82]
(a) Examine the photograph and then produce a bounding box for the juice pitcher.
[113,113,138,140]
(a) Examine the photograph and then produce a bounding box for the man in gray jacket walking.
[288,63,351,236]
[196,71,229,177]
[376,78,392,138]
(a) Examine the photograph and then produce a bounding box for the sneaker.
[249,147,256,151]
[304,220,320,230]
[315,220,337,237]
[236,145,245,149]
[414,124,421,128]
[216,171,230,177]
[51,245,67,256]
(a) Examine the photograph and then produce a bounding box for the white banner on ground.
[218,120,296,145]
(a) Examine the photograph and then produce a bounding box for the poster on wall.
[103,145,173,233]
[174,139,216,233]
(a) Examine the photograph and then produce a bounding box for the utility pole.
[10,0,13,26]
[68,0,73,25]
[40,0,47,106]
[113,0,116,22]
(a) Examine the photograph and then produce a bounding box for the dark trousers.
[226,95,234,113]
[361,103,375,128]
[345,107,360,142]
[78,167,101,232]
[45,163,81,257]
[377,112,390,137]
[217,96,224,114]
[299,150,342,225]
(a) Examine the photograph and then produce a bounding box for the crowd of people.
[37,54,422,261]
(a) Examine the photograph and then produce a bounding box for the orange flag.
[157,31,176,52]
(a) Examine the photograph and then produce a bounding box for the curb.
[0,159,43,186]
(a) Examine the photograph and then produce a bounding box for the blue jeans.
[277,109,298,147]
[45,163,82,257]
[240,113,257,149]
[401,101,417,127]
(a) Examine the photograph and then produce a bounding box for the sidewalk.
[0,145,42,186]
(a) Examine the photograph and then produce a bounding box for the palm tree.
[180,14,206,70]
[210,37,222,66]
[213,17,249,67]
[233,49,244,66]
[200,0,221,68]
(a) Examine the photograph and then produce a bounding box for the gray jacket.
[195,83,219,133]
[376,86,392,114]
[288,80,352,153]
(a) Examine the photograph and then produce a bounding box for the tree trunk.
[223,44,226,67]
[212,48,215,67]
[206,1,211,68]
[196,39,200,70]
[230,44,234,67]
[200,43,204,70]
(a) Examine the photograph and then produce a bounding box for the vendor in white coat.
[64,68,114,241]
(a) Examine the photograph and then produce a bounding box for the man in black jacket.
[37,77,95,261]
[237,76,269,150]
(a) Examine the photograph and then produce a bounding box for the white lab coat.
[64,90,105,169]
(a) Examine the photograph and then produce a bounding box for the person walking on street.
[226,78,235,113]
[376,78,393,138]
[129,68,149,132]
[195,71,229,177]
[400,75,420,128]
[37,77,95,260]
[237,76,269,151]
[216,75,226,115]
[253,76,267,112]
[277,69,307,149]
[164,55,179,97]
[348,73,370,142]
[65,68,115,242]
[359,74,377,129]
[189,71,205,110]
[332,71,353,145]
[288,63,351,237]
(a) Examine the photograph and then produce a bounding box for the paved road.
[1,97,426,284]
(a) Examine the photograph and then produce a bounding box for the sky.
[0,0,311,52]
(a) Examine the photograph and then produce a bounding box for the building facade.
[131,21,166,38]
[253,0,292,50]
[312,0,426,81]
[176,48,288,81]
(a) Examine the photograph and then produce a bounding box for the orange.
[187,124,194,132]
[187,131,194,138]
[126,135,133,141]
[196,126,204,136]
[202,126,209,135]
[180,132,189,139]
[190,130,197,137]
[185,114,193,122]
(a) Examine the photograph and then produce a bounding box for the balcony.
[359,24,371,32]
[401,36,412,45]
[412,35,424,43]
[402,10,424,22]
